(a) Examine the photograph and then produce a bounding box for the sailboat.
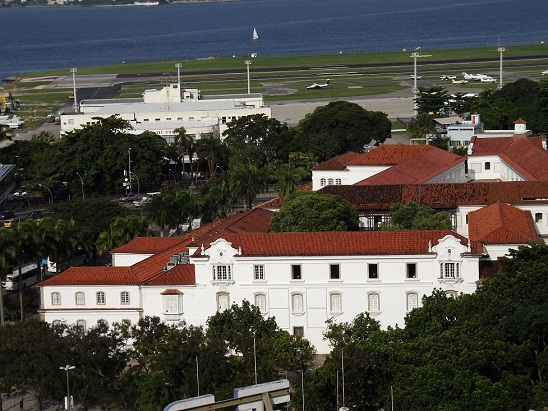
[252,28,259,40]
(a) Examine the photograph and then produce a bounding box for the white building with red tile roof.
[38,220,482,353]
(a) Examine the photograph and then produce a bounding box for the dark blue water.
[0,0,546,82]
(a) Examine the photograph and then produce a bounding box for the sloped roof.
[499,137,548,181]
[468,202,539,244]
[347,145,438,166]
[318,181,548,210]
[191,230,478,256]
[356,147,465,185]
[144,264,195,286]
[468,136,514,155]
[312,151,361,171]
[111,237,185,255]
[38,267,136,286]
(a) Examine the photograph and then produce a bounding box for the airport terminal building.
[60,83,271,143]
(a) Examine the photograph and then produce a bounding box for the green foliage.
[270,191,359,232]
[380,201,452,231]
[415,86,450,115]
[407,112,437,141]
[291,101,391,162]
[428,134,451,151]
[229,163,267,210]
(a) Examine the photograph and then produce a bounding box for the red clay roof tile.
[312,151,361,171]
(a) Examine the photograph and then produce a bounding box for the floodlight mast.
[410,47,431,115]
[498,46,505,88]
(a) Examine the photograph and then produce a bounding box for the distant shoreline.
[0,0,251,8]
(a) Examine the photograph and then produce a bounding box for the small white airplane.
[542,70,548,75]
[307,79,330,89]
[452,79,468,84]
[440,75,457,80]
[480,77,497,83]
[410,74,423,79]
[462,72,491,81]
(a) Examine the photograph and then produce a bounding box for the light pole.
[127,148,132,194]
[410,47,431,115]
[253,334,258,385]
[70,68,78,113]
[39,183,53,204]
[498,46,505,89]
[175,63,182,89]
[130,172,140,201]
[59,365,75,411]
[245,60,252,94]
[76,172,86,200]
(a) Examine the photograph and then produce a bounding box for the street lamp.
[498,46,505,89]
[70,68,78,113]
[59,365,75,411]
[127,148,132,193]
[76,172,86,200]
[39,183,53,204]
[245,60,252,94]
[410,47,431,115]
[175,63,182,88]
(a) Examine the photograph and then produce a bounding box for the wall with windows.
[312,166,390,191]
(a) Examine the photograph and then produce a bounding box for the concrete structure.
[60,83,271,143]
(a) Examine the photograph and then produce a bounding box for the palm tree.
[195,128,226,177]
[50,219,84,273]
[174,188,198,235]
[144,194,179,237]
[275,165,308,198]
[96,230,121,256]
[172,127,196,185]
[0,230,14,326]
[229,164,267,210]
[407,113,437,141]
[110,214,151,244]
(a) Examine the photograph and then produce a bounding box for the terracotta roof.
[112,237,185,254]
[468,136,514,155]
[160,289,184,295]
[318,181,548,211]
[468,202,539,244]
[146,264,195,286]
[192,230,478,256]
[498,137,548,180]
[38,267,136,286]
[356,147,465,185]
[347,145,436,166]
[312,151,361,171]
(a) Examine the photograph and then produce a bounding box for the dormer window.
[213,265,232,281]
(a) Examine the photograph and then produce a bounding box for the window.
[254,293,267,314]
[328,178,334,185]
[76,319,87,330]
[335,178,342,185]
[330,264,340,280]
[213,265,232,281]
[440,262,460,279]
[163,295,182,314]
[291,293,304,313]
[368,264,378,279]
[217,293,230,312]
[51,292,61,305]
[330,292,342,313]
[535,213,543,223]
[368,293,380,312]
[406,292,419,312]
[120,291,130,305]
[254,265,265,280]
[292,265,302,280]
[75,292,85,305]
[293,326,304,337]
[96,291,106,305]
[485,162,491,170]
[406,263,417,279]
[320,178,326,187]
[52,320,62,327]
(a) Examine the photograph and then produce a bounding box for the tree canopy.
[291,101,391,162]
[270,191,359,232]
[380,201,452,231]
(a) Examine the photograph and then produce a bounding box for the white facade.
[39,233,480,354]
[60,84,271,143]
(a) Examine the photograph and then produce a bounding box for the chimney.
[513,118,527,139]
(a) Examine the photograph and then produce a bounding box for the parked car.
[119,193,138,202]
[0,210,15,220]
[3,219,15,228]
[25,211,42,220]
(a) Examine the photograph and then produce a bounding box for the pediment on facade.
[204,238,239,263]
[431,235,469,260]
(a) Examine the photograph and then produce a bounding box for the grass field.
[3,44,548,131]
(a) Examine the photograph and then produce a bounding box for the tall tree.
[229,163,267,210]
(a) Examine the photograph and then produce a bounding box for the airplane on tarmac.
[480,77,497,83]
[452,79,468,84]
[307,79,330,89]
[462,72,491,80]
[542,70,548,75]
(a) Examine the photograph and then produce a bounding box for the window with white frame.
[368,263,379,279]
[254,265,265,280]
[328,178,334,185]
[406,263,417,279]
[76,319,87,330]
[96,291,106,305]
[51,292,61,305]
[320,178,326,187]
[120,291,130,305]
[368,292,380,312]
[213,265,232,281]
[406,292,419,312]
[335,178,342,185]
[163,295,183,314]
[75,292,85,305]
[329,292,342,314]
[254,293,267,314]
[291,265,302,280]
[330,264,340,280]
[535,213,543,223]
[217,293,230,312]
[52,320,62,327]
[440,262,460,279]
[291,293,304,313]
[293,326,304,337]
